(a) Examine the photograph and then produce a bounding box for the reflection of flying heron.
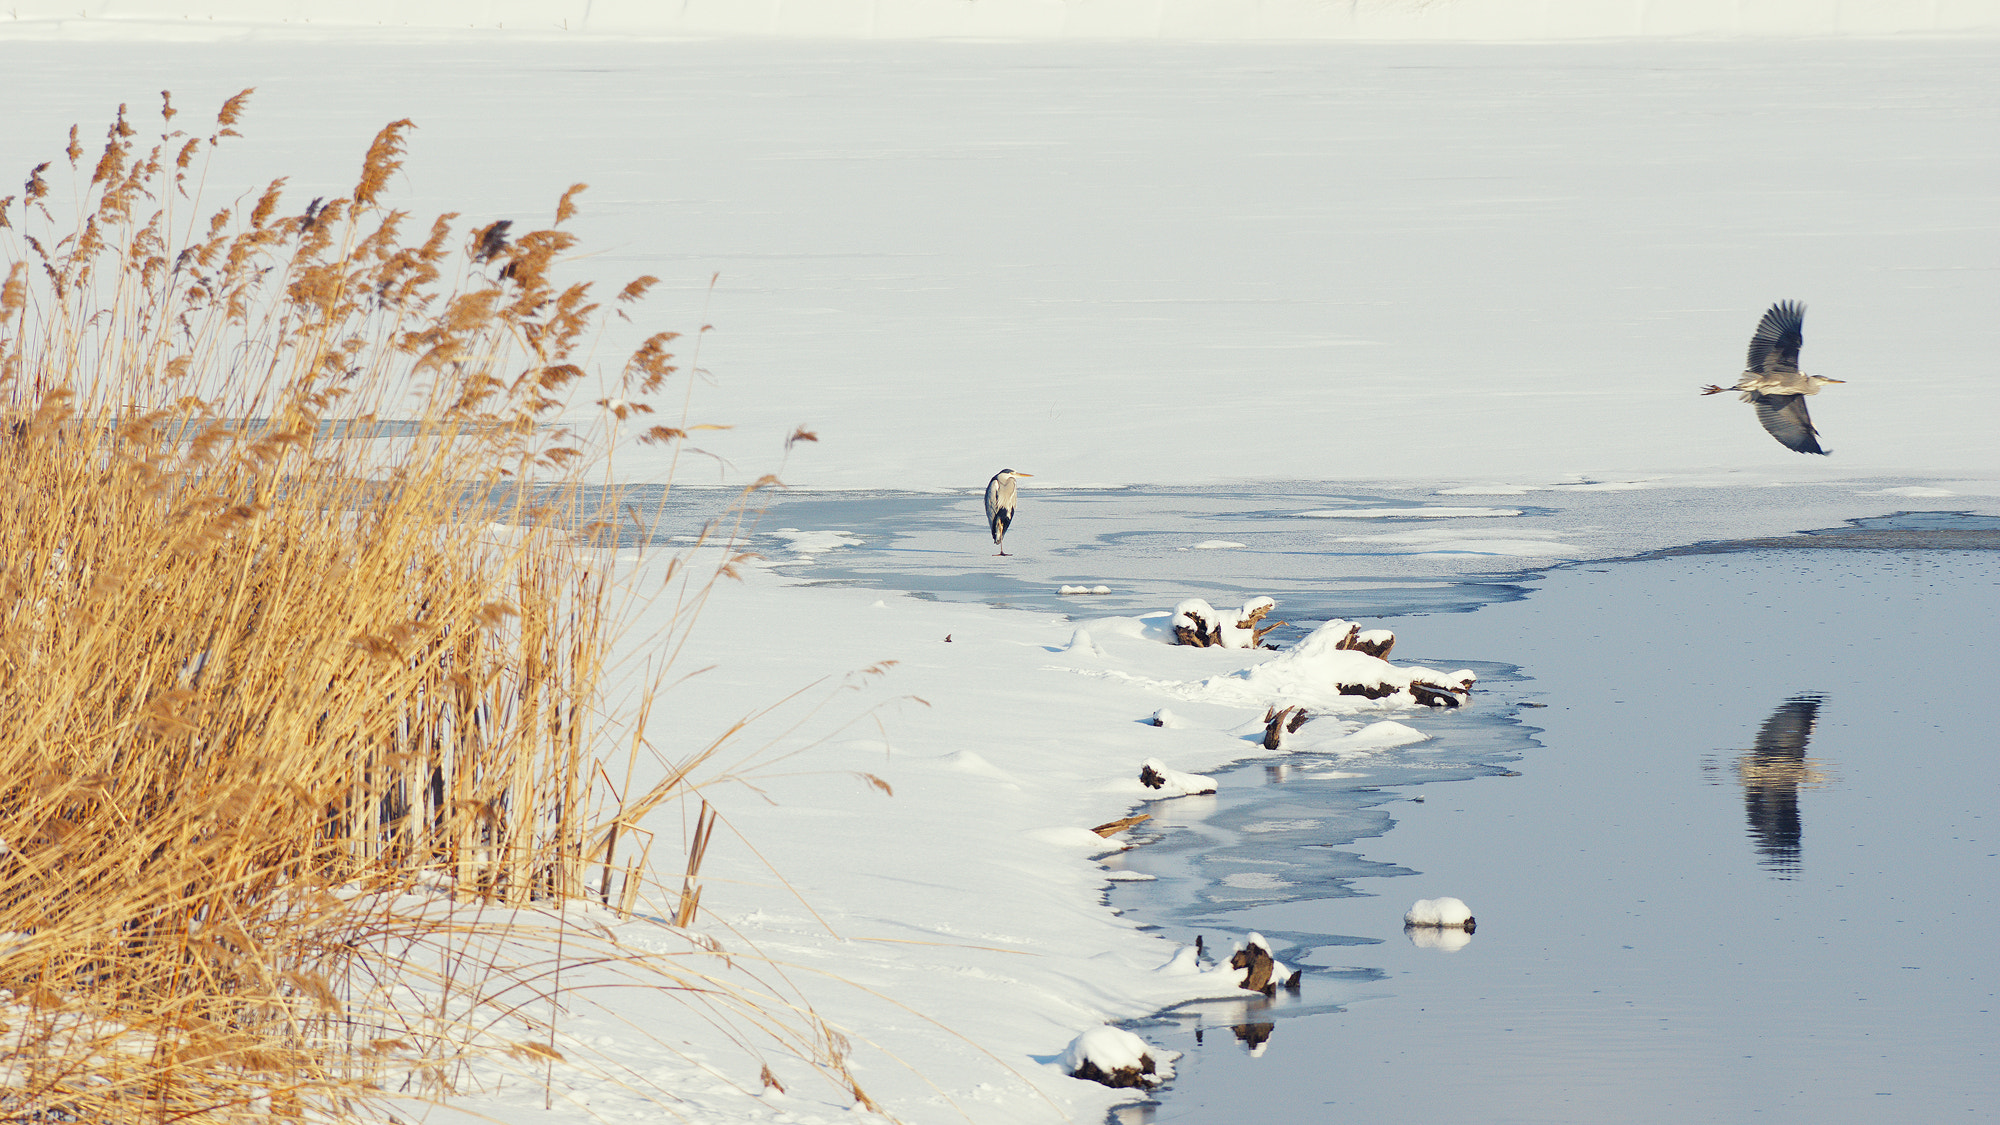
[1733,694,1834,879]
[1701,301,1844,454]
[983,468,1032,555]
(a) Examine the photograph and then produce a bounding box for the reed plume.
[0,91,854,1123]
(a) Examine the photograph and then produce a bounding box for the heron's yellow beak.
[1015,472,1034,477]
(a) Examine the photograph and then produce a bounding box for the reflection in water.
[1405,925,1473,953]
[1182,992,1289,1058]
[1229,1020,1276,1052]
[1716,694,1838,879]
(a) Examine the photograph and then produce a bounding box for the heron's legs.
[1699,384,1731,395]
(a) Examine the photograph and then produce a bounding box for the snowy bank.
[444,548,1484,1123]
[6,0,1999,40]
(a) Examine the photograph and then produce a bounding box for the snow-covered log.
[1090,813,1151,838]
[1061,1026,1174,1089]
[1280,620,1476,704]
[1172,596,1282,648]
[1407,681,1463,708]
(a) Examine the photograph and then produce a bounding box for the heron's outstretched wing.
[1749,392,1827,454]
[1752,696,1821,757]
[1746,300,1805,374]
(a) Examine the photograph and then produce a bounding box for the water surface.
[583,482,1997,1121]
[1120,543,1997,1123]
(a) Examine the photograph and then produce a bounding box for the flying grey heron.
[1701,300,1844,454]
[984,468,1032,555]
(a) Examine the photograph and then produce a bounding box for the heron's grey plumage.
[1751,393,1821,454]
[1701,301,1842,455]
[984,468,1030,555]
[1745,300,1805,375]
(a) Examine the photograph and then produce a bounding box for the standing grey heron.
[1701,300,1844,454]
[984,468,1032,555]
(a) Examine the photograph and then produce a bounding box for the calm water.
[1116,544,1998,1123]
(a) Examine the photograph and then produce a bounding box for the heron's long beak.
[1015,472,1034,477]
[1823,378,1846,383]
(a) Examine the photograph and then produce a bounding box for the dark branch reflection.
[1725,694,1836,879]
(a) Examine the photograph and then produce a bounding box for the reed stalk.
[0,91,838,1122]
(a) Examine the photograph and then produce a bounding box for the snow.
[1137,758,1218,797]
[1329,720,1432,752]
[1299,507,1525,519]
[1860,485,1956,497]
[6,10,2000,1125]
[1405,897,1476,928]
[399,550,1312,1124]
[1059,1025,1173,1086]
[1212,619,1475,710]
[1317,528,1586,558]
[767,527,861,558]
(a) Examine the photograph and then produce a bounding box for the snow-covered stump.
[1261,704,1310,750]
[1331,622,1397,659]
[1227,933,1302,997]
[1404,897,1476,933]
[1172,596,1282,648]
[1061,1026,1174,1089]
[1139,758,1217,796]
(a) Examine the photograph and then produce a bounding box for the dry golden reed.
[0,91,855,1122]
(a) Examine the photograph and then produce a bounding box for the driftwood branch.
[1261,705,1311,749]
[1091,813,1151,838]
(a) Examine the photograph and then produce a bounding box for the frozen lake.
[608,476,1995,617]
[723,488,1998,1122]
[6,35,1999,489]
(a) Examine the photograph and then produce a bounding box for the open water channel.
[610,479,1996,1123]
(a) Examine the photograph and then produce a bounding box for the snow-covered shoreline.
[440,543,1505,1123]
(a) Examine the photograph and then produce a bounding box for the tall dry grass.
[0,92,849,1121]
